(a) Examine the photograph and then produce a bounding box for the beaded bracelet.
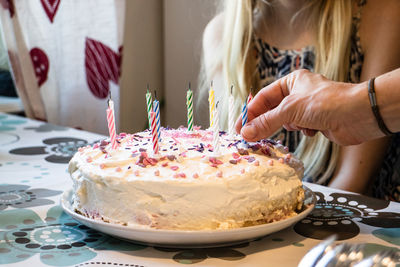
[368,77,393,136]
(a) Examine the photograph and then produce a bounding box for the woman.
[200,0,400,195]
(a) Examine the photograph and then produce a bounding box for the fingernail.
[241,123,257,140]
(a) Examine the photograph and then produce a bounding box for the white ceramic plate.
[61,186,316,248]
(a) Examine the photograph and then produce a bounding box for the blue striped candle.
[153,99,161,141]
[241,100,248,145]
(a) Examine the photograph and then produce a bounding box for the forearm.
[374,68,400,133]
[340,70,400,144]
[239,69,400,145]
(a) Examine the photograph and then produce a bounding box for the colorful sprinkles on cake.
[85,126,298,182]
[85,88,300,182]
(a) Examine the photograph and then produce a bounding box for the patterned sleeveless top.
[255,1,400,201]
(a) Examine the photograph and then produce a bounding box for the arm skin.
[328,0,400,193]
[236,68,400,145]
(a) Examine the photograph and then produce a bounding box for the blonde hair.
[199,0,353,183]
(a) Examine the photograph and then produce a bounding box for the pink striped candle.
[150,111,159,154]
[106,98,118,150]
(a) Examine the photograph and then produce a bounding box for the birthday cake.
[68,128,305,230]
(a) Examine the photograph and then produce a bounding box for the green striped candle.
[186,84,193,131]
[145,89,152,129]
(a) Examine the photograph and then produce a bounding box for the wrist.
[367,78,394,136]
[374,75,400,133]
[348,81,385,140]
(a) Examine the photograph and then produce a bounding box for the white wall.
[163,0,217,128]
[120,0,164,133]
[120,0,217,132]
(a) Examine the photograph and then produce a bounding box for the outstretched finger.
[240,107,287,141]
[235,75,291,133]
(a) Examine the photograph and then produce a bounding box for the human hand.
[235,69,383,146]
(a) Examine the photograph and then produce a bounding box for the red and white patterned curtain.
[0,0,125,134]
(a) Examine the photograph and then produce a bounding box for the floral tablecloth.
[1,113,400,267]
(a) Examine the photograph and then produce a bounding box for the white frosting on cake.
[68,128,304,230]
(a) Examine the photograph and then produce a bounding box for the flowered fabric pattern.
[9,137,89,163]
[0,184,61,211]
[0,113,26,131]
[30,47,49,87]
[0,0,125,133]
[154,243,247,264]
[0,114,26,146]
[1,112,400,266]
[0,206,146,266]
[85,37,122,99]
[294,191,400,240]
[24,123,68,133]
[0,0,15,17]
[40,0,61,23]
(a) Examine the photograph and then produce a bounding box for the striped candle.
[150,111,159,154]
[212,102,220,155]
[241,100,248,145]
[186,85,193,131]
[208,82,215,128]
[228,86,235,137]
[106,98,118,150]
[145,89,153,129]
[247,92,253,104]
[153,99,161,141]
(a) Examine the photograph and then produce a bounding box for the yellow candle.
[209,81,215,128]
